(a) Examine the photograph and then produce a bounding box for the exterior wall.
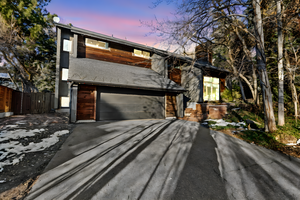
[0,85,13,113]
[151,54,167,77]
[55,27,73,110]
[182,103,227,122]
[77,35,151,68]
[169,68,181,85]
[166,94,177,117]
[182,66,203,103]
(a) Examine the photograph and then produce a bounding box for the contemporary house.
[54,23,229,122]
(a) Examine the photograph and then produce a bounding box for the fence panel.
[12,91,22,114]
[44,93,51,113]
[23,93,31,114]
[11,91,54,115]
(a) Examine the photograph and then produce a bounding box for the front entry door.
[77,85,96,120]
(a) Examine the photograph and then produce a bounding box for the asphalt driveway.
[26,119,300,200]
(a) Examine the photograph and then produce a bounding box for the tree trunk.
[285,50,298,122]
[252,0,277,132]
[239,78,248,103]
[253,65,259,105]
[232,26,258,104]
[277,0,285,126]
[239,74,255,100]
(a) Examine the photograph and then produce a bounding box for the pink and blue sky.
[47,0,177,49]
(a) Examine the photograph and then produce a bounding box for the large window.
[204,76,219,101]
[85,38,109,49]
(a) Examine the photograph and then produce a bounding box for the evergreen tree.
[0,0,56,92]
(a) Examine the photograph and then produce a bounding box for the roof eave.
[68,78,186,93]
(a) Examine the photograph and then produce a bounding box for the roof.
[68,58,185,93]
[55,23,166,55]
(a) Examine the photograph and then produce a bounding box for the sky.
[46,0,178,49]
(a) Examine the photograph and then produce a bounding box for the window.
[61,97,70,107]
[85,38,109,49]
[203,76,219,101]
[62,68,68,81]
[63,39,72,52]
[133,49,150,58]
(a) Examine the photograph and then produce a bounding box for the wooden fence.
[12,91,55,115]
[0,85,13,113]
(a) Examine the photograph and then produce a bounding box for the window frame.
[203,76,220,101]
[85,38,110,50]
[133,49,150,59]
[61,68,69,81]
[60,96,70,108]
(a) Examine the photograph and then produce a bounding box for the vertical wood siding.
[166,94,177,117]
[168,69,181,85]
[77,35,151,68]
[77,85,96,120]
[0,86,12,112]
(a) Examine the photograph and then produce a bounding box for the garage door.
[98,89,165,120]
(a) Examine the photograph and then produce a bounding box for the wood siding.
[220,78,226,93]
[0,86,12,113]
[77,85,96,120]
[168,69,181,85]
[77,35,151,68]
[166,94,177,118]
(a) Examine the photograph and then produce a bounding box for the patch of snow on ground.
[0,130,69,172]
[205,119,246,127]
[0,129,45,142]
[2,125,19,129]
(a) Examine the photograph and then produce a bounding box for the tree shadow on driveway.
[26,119,227,200]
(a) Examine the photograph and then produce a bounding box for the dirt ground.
[216,128,300,159]
[0,113,75,200]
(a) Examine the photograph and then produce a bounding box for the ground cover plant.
[206,106,300,159]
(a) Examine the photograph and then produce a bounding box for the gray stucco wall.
[151,54,167,77]
[181,66,203,103]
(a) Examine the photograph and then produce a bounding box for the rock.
[246,119,259,129]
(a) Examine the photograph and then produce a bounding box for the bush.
[221,84,241,102]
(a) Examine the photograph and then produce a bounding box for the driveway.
[26,119,300,200]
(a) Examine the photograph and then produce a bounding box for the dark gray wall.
[96,87,165,120]
[55,27,74,109]
[182,66,203,103]
[70,84,78,123]
[151,54,167,77]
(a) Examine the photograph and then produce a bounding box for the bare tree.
[277,0,284,126]
[146,0,278,131]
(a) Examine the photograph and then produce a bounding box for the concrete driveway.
[26,119,300,200]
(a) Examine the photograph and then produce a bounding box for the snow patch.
[2,125,19,129]
[0,129,45,142]
[0,130,69,172]
[204,119,246,127]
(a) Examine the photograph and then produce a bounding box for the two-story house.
[54,23,229,122]
[54,23,187,122]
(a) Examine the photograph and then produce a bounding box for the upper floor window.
[85,38,109,49]
[133,49,150,58]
